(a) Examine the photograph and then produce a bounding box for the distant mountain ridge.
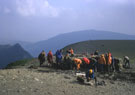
[0,43,32,68]
[23,30,135,57]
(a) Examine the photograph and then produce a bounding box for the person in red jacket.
[47,50,53,66]
[83,57,90,64]
[82,57,90,69]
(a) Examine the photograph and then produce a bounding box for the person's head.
[105,53,108,56]
[101,54,104,57]
[42,50,45,54]
[91,53,94,56]
[109,53,111,57]
[41,50,45,55]
[107,51,111,54]
[66,53,69,56]
[60,49,63,52]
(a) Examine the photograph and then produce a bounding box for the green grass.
[63,40,135,62]
[5,58,35,69]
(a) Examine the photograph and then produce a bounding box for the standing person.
[64,54,72,69]
[70,48,74,57]
[89,57,97,72]
[47,50,53,67]
[94,50,99,56]
[67,48,74,57]
[107,52,112,72]
[111,55,115,72]
[124,56,130,68]
[114,58,120,72]
[98,54,106,72]
[105,53,108,72]
[38,50,46,67]
[55,50,63,68]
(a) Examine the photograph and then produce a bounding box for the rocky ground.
[0,65,135,95]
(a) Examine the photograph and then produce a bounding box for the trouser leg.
[40,61,43,66]
[128,60,130,68]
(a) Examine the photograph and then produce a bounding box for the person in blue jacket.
[55,49,62,68]
[86,69,95,82]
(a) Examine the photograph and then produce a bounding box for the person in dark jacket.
[89,57,97,72]
[114,58,120,72]
[64,54,72,69]
[94,50,99,55]
[38,50,46,66]
[111,55,115,72]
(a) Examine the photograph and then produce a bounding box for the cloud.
[16,0,59,17]
[106,0,134,5]
[4,7,11,14]
[84,0,133,4]
[0,6,1,12]
[16,0,35,16]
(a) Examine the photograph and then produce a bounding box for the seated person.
[86,69,94,82]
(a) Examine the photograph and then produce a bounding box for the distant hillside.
[62,40,135,59]
[23,30,135,57]
[6,58,38,69]
[0,43,33,68]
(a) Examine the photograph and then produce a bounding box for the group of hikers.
[38,48,130,82]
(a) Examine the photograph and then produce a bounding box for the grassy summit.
[63,40,135,61]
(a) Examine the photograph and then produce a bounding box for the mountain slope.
[23,30,135,57]
[62,40,135,59]
[0,43,32,68]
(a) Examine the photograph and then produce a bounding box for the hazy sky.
[0,0,135,42]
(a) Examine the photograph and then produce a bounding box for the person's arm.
[123,58,126,63]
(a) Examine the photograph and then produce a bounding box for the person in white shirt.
[123,56,130,68]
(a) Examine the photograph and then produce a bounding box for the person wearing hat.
[86,69,95,82]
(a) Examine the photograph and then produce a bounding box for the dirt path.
[0,67,135,95]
